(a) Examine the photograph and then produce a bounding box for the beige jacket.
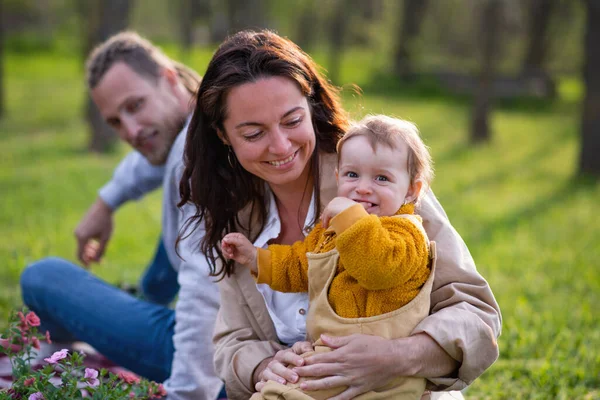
[213,153,501,400]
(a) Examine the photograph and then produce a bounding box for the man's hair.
[85,31,200,94]
[337,115,434,201]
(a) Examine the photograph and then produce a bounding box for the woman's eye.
[244,131,263,141]
[284,117,302,128]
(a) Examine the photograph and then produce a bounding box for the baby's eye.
[346,171,358,178]
[376,175,389,182]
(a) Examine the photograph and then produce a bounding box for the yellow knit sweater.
[256,203,431,318]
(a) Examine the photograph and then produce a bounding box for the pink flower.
[118,371,140,385]
[148,383,167,398]
[45,331,52,344]
[129,393,136,398]
[17,312,26,324]
[17,312,29,333]
[25,312,41,327]
[84,368,100,387]
[29,393,44,400]
[24,377,35,386]
[44,349,69,364]
[31,337,41,350]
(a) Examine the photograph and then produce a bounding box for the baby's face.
[337,135,413,217]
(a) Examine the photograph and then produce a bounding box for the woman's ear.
[405,179,423,204]
[217,129,230,146]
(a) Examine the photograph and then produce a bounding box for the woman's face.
[221,76,316,189]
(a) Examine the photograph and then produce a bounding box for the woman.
[179,30,501,400]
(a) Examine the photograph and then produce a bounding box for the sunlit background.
[0,1,598,398]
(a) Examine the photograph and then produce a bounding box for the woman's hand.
[291,333,457,400]
[254,341,314,391]
[290,334,403,399]
[221,233,258,272]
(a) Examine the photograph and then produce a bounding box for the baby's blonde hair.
[336,115,434,203]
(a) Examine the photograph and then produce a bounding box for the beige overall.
[251,233,437,400]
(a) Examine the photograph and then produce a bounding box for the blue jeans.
[139,239,180,305]
[21,239,179,383]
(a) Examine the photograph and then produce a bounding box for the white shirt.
[253,187,317,345]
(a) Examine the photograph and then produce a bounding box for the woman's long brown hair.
[178,30,349,280]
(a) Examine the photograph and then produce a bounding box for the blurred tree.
[580,0,600,175]
[180,0,194,55]
[79,0,133,153]
[328,0,349,84]
[470,0,502,143]
[393,0,429,80]
[0,0,4,118]
[226,0,265,33]
[360,0,383,21]
[295,0,319,50]
[521,0,557,97]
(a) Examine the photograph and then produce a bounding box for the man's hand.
[74,197,114,267]
[321,197,357,228]
[221,233,258,273]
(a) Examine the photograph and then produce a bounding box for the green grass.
[1,48,599,399]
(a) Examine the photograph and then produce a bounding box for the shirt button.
[298,308,306,315]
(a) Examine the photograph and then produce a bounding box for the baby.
[222,115,436,400]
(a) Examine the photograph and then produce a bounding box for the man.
[19,32,224,400]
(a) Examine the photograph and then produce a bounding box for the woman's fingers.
[274,348,305,368]
[298,375,348,392]
[291,340,313,355]
[264,359,299,384]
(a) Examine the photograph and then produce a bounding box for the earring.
[227,146,237,168]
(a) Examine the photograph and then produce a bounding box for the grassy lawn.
[1,48,598,399]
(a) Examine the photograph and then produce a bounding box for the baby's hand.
[321,197,358,228]
[221,233,258,273]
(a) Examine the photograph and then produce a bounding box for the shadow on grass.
[465,175,598,247]
[357,71,572,115]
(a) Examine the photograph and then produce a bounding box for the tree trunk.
[579,0,600,176]
[393,0,429,80]
[226,0,265,34]
[295,1,318,51]
[0,0,4,119]
[470,0,502,144]
[328,0,348,84]
[521,0,557,97]
[180,0,194,56]
[82,0,133,153]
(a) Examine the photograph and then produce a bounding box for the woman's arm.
[213,266,294,399]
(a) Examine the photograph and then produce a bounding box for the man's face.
[91,62,187,165]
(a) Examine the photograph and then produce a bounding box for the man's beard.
[144,113,187,165]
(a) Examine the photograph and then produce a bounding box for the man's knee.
[21,257,75,298]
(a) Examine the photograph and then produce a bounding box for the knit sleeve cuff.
[255,248,273,285]
[330,203,369,235]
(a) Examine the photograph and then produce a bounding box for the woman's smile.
[266,149,299,168]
